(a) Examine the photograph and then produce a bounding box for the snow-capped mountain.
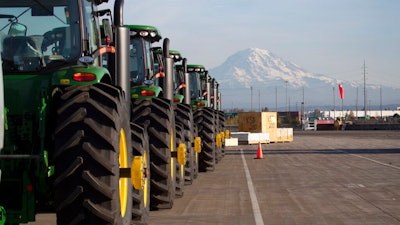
[209,48,399,111]
[211,48,332,88]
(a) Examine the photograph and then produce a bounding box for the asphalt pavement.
[28,130,400,225]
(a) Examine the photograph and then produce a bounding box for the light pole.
[258,89,261,112]
[332,86,336,119]
[275,86,278,111]
[285,81,288,112]
[301,101,304,130]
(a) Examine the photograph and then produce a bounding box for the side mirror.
[8,22,27,36]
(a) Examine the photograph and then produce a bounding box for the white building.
[320,110,400,119]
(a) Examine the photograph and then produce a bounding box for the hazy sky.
[101,0,400,88]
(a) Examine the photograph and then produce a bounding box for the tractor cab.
[126,25,163,99]
[168,50,184,104]
[0,1,126,224]
[209,77,219,110]
[187,64,207,109]
[0,1,108,73]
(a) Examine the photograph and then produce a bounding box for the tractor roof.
[169,50,182,62]
[125,24,162,43]
[186,64,206,72]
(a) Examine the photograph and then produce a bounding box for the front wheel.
[175,103,196,185]
[54,84,132,225]
[131,123,150,225]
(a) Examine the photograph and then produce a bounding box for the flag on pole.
[338,84,344,99]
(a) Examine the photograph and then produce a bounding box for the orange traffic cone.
[255,141,264,159]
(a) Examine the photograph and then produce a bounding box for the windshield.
[0,0,91,73]
[174,67,184,95]
[189,71,201,100]
[200,74,208,94]
[130,36,154,85]
[152,48,163,88]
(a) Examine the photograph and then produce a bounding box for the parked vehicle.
[0,1,146,224]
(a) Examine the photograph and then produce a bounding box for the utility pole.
[250,86,253,111]
[258,89,261,112]
[363,61,367,119]
[356,87,358,119]
[285,80,288,112]
[275,86,278,111]
[380,86,382,119]
[341,95,344,119]
[302,86,305,126]
[333,86,335,119]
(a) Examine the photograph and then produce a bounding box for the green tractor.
[165,50,202,190]
[186,65,226,172]
[209,76,226,161]
[150,46,187,199]
[0,57,3,151]
[186,65,217,172]
[202,71,225,165]
[126,25,186,210]
[120,24,165,223]
[0,1,148,225]
[175,61,201,184]
[0,57,5,225]
[164,49,186,198]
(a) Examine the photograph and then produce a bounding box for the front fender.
[52,65,111,86]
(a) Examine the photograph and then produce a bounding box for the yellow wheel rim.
[216,133,221,148]
[177,143,187,166]
[194,137,201,153]
[180,164,185,179]
[225,130,230,139]
[131,151,149,207]
[195,152,199,167]
[119,129,128,217]
[143,150,149,208]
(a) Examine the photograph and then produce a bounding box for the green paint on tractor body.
[0,1,113,223]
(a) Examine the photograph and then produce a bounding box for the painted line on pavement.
[331,147,400,170]
[240,149,265,225]
[347,152,400,170]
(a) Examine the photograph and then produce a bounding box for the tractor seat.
[2,36,43,71]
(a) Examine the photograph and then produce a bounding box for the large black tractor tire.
[54,83,132,225]
[175,103,196,185]
[131,97,176,210]
[195,108,216,172]
[130,122,150,225]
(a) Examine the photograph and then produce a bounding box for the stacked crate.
[238,112,278,143]
[238,112,293,143]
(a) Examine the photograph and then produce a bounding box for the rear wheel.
[54,83,132,225]
[214,109,224,163]
[175,103,196,185]
[195,108,216,172]
[131,97,176,210]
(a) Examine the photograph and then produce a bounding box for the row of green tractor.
[0,1,226,225]
[1,56,5,225]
